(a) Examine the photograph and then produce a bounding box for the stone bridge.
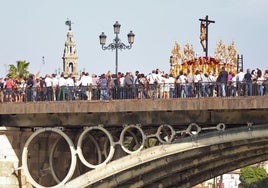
[0,96,267,187]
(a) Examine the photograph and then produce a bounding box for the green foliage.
[240,166,268,187]
[8,60,30,79]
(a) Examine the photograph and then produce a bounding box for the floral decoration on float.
[169,40,239,77]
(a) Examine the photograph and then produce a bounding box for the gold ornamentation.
[169,40,239,77]
[170,42,182,64]
[227,41,237,66]
[214,40,227,63]
[183,43,195,62]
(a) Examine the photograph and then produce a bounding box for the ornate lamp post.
[99,21,135,75]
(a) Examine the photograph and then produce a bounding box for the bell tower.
[62,19,78,77]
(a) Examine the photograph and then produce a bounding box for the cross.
[199,15,215,57]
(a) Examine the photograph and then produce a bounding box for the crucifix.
[199,15,215,57]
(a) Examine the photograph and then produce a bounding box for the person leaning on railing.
[137,73,146,99]
[45,74,53,101]
[244,69,252,96]
[51,73,59,101]
[255,68,264,96]
[66,74,75,100]
[79,72,86,100]
[186,70,194,98]
[123,72,134,99]
[200,71,209,97]
[40,76,47,101]
[207,71,216,97]
[26,74,34,102]
[146,72,154,99]
[12,78,20,102]
[230,72,237,97]
[58,73,66,101]
[5,75,14,102]
[99,73,109,100]
[118,73,125,99]
[168,73,176,99]
[193,70,202,98]
[176,71,188,98]
[235,69,245,96]
[263,69,268,96]
[0,77,4,103]
[217,67,228,97]
[91,74,99,100]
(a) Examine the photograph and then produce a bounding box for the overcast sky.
[0,0,267,77]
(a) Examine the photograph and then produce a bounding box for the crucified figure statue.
[200,21,206,52]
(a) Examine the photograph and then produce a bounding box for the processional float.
[169,15,241,77]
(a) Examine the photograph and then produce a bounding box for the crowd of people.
[0,67,268,103]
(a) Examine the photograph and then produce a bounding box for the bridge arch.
[65,124,268,188]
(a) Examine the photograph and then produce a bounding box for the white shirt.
[66,77,74,86]
[80,75,93,86]
[168,76,175,88]
[146,74,154,84]
[52,77,59,87]
[231,76,237,87]
[119,77,125,87]
[208,74,216,82]
[179,74,187,84]
[200,74,208,83]
[194,74,202,83]
[45,77,52,87]
[235,72,245,82]
[58,77,66,87]
[257,76,264,85]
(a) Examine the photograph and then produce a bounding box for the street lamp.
[99,21,135,75]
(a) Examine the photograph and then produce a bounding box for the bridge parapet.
[0,97,267,114]
[0,97,268,128]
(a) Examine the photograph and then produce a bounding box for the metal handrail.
[0,80,267,103]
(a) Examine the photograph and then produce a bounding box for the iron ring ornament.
[22,127,77,188]
[119,124,146,154]
[77,125,115,169]
[156,124,176,144]
[21,123,227,188]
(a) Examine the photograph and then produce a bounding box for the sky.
[0,0,267,77]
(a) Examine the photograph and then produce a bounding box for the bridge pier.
[0,128,32,188]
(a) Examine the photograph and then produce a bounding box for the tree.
[240,166,268,187]
[8,60,30,79]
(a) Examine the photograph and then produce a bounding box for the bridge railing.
[0,80,268,102]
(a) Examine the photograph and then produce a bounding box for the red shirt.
[5,78,13,89]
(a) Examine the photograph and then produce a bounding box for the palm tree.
[8,60,30,79]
